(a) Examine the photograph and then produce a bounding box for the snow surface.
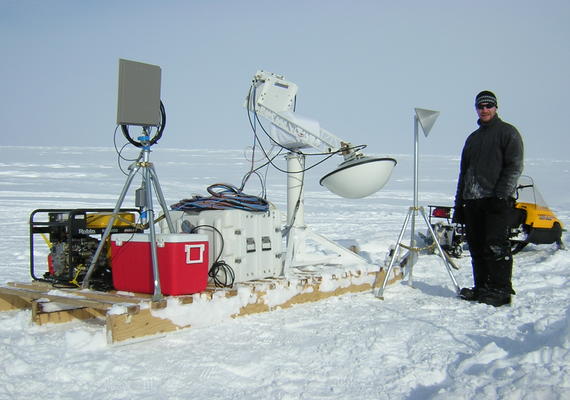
[0,145,569,400]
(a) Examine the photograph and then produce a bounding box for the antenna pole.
[374,109,460,299]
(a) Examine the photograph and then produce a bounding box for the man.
[453,90,524,307]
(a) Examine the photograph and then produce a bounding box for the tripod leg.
[419,207,460,294]
[144,166,163,301]
[148,165,175,233]
[82,162,141,288]
[375,207,413,299]
[408,207,417,286]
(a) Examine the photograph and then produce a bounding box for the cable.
[120,101,166,148]
[246,81,368,235]
[113,125,143,176]
[190,224,235,288]
[246,85,297,154]
[248,84,367,158]
[240,146,282,191]
[240,169,266,199]
[208,259,235,288]
[283,168,305,236]
[171,184,270,212]
[240,103,268,198]
[244,83,367,175]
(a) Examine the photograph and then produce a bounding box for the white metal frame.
[283,152,369,270]
[250,71,369,271]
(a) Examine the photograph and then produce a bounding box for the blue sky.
[1,0,569,159]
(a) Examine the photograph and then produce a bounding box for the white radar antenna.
[247,71,397,271]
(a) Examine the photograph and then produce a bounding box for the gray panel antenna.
[117,59,162,126]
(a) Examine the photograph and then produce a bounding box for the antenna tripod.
[82,128,174,301]
[374,205,460,299]
[374,109,461,299]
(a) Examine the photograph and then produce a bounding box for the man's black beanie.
[475,90,498,107]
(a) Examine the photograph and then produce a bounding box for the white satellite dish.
[320,157,397,199]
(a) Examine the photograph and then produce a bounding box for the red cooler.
[111,233,209,295]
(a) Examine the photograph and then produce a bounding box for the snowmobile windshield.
[516,175,549,208]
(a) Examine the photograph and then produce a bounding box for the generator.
[161,203,283,286]
[425,205,465,258]
[30,208,142,289]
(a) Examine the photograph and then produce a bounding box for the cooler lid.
[111,233,208,244]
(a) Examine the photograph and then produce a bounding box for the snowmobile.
[425,175,566,257]
[509,175,565,253]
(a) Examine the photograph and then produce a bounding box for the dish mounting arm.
[248,70,359,159]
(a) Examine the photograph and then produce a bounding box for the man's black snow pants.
[463,197,515,295]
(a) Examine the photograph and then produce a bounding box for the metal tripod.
[82,132,174,301]
[374,109,461,299]
[374,205,460,299]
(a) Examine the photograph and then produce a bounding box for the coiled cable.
[171,183,270,213]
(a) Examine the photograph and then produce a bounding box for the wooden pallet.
[0,267,401,344]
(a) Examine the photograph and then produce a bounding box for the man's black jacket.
[455,114,524,206]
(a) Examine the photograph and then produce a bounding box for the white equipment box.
[161,204,283,284]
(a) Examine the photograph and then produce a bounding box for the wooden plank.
[2,266,403,344]
[0,292,32,311]
[31,300,106,325]
[106,309,180,343]
[106,269,402,343]
[8,282,152,304]
[234,270,400,317]
[0,286,140,314]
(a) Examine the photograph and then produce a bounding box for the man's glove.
[452,203,464,224]
[489,197,513,213]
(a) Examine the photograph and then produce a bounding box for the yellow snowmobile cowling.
[510,175,565,251]
[515,202,562,230]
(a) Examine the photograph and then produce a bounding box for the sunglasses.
[477,103,496,110]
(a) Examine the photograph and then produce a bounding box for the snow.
[0,145,569,399]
